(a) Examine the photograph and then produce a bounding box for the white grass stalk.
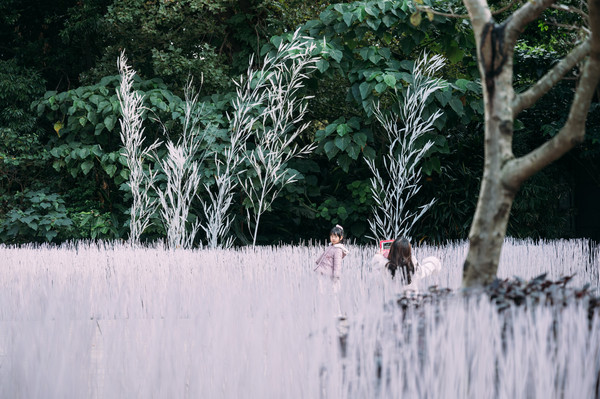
[0,239,598,397]
[154,81,207,249]
[366,52,447,241]
[240,29,319,246]
[198,59,269,248]
[116,52,161,244]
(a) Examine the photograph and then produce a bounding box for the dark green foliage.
[1,0,598,245]
[0,188,72,243]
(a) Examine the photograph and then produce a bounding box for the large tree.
[455,0,600,287]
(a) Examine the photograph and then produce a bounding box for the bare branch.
[417,0,517,19]
[513,38,591,116]
[547,21,591,33]
[504,0,600,189]
[491,0,521,15]
[416,5,469,19]
[505,0,557,45]
[550,3,589,19]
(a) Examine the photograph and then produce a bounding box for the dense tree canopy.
[1,0,598,245]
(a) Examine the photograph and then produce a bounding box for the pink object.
[314,244,349,279]
[379,239,394,258]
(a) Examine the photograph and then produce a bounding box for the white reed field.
[0,239,598,398]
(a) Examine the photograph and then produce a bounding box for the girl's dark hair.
[330,224,344,241]
[386,238,415,283]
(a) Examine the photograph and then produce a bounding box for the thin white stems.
[154,81,208,249]
[117,52,161,245]
[239,29,319,246]
[367,53,447,241]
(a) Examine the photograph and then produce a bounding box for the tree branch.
[416,5,469,19]
[462,0,492,33]
[504,0,600,189]
[550,3,589,20]
[418,0,518,19]
[513,38,591,117]
[491,0,521,15]
[505,0,557,45]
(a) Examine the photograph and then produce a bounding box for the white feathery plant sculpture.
[240,29,319,247]
[117,52,161,245]
[199,59,268,249]
[366,52,447,241]
[154,81,208,249]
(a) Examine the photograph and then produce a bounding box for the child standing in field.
[314,224,349,291]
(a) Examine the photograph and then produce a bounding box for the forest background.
[1,0,599,246]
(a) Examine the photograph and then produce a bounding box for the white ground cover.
[0,239,598,398]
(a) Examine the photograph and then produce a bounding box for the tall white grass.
[0,239,597,398]
[367,53,447,241]
[240,29,319,246]
[117,52,161,244]
[154,81,208,249]
[199,55,268,249]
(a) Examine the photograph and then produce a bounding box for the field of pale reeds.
[0,239,598,398]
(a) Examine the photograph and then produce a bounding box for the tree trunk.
[461,0,600,287]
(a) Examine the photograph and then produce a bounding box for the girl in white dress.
[371,237,441,291]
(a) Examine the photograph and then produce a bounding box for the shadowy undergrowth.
[394,274,600,326]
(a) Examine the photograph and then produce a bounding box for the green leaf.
[383,74,397,87]
[368,53,383,64]
[336,124,350,136]
[323,140,339,159]
[353,132,368,147]
[435,90,452,107]
[45,230,58,241]
[329,48,343,63]
[375,82,387,93]
[343,12,353,26]
[91,145,103,157]
[449,97,464,115]
[347,117,361,130]
[453,79,470,92]
[366,18,381,31]
[359,82,372,99]
[514,119,524,131]
[325,123,337,135]
[335,135,351,151]
[346,143,360,160]
[337,154,351,172]
[466,81,482,93]
[104,115,116,131]
[319,9,337,25]
[470,100,484,114]
[77,148,89,159]
[378,48,391,60]
[358,47,370,61]
[363,146,376,160]
[81,161,94,175]
[104,164,117,177]
[94,122,105,136]
[382,15,396,27]
[316,59,330,73]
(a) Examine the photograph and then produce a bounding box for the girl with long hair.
[371,237,441,289]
